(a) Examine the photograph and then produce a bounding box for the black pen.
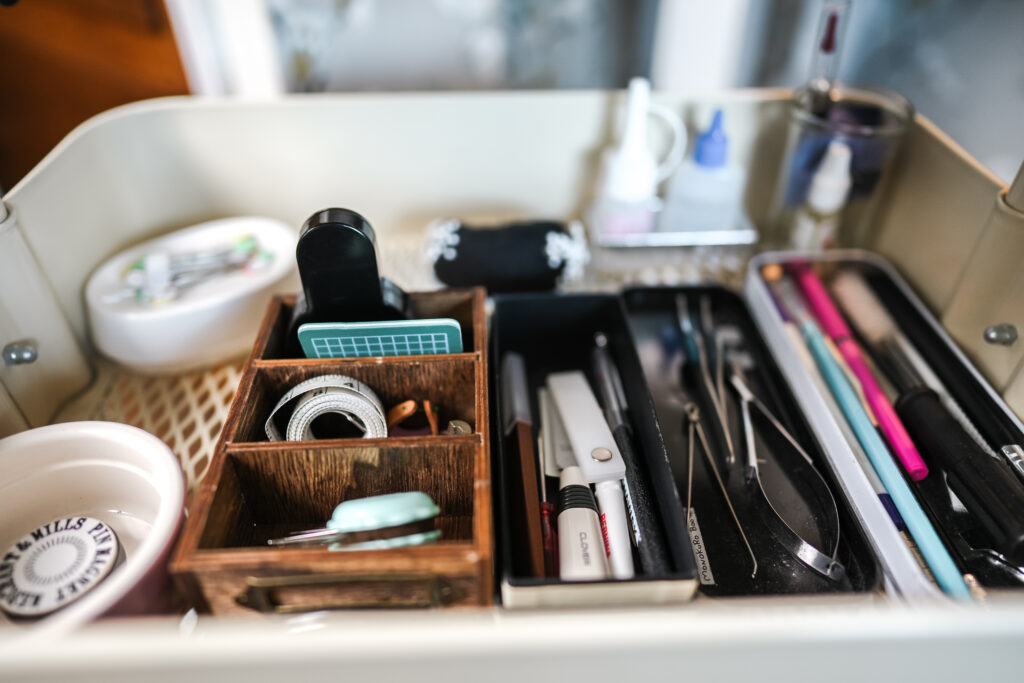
[592,333,672,575]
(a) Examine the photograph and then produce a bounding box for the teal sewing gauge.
[297,318,463,358]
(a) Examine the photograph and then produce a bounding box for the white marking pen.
[593,479,632,577]
[557,466,609,581]
[548,371,635,579]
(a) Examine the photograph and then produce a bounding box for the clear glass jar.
[767,83,914,248]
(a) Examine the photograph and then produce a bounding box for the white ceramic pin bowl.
[0,422,185,642]
[85,216,298,374]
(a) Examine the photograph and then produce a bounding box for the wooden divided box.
[170,288,492,614]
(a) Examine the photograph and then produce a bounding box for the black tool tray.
[491,290,879,606]
[491,294,699,607]
[622,286,879,596]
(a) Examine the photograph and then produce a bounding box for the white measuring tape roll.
[265,374,388,441]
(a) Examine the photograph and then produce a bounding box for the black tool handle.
[896,386,1024,564]
[285,208,407,356]
[611,424,672,575]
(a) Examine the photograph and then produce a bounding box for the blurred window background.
[1,0,1021,189]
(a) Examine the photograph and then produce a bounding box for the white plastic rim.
[84,216,298,374]
[0,422,185,643]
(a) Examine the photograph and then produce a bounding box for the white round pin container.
[0,422,185,640]
[85,216,298,374]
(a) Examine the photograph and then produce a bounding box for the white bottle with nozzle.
[589,77,683,241]
[790,139,853,251]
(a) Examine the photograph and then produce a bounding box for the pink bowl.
[0,422,185,639]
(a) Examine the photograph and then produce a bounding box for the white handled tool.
[548,371,634,579]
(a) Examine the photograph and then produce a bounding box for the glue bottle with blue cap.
[658,109,750,234]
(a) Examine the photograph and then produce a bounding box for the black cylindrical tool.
[896,385,1024,565]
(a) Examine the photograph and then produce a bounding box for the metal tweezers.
[685,401,758,579]
[677,294,736,468]
[730,371,846,582]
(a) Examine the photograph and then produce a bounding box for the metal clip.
[730,371,845,582]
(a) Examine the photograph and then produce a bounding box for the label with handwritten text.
[686,508,715,585]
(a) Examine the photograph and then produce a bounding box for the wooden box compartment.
[171,288,491,614]
[200,442,479,550]
[228,359,480,444]
[255,290,483,360]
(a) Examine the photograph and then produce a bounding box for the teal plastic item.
[298,318,463,358]
[326,491,442,551]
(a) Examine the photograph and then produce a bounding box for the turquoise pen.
[772,277,970,599]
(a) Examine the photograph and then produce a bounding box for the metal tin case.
[745,250,1024,599]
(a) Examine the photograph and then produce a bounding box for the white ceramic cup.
[0,422,185,641]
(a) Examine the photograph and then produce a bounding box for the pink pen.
[794,265,929,480]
